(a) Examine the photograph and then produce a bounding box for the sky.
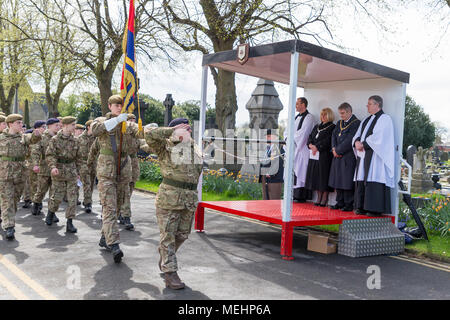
[132,2,449,141]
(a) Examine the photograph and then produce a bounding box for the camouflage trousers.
[33,175,53,204]
[97,176,130,246]
[119,182,134,218]
[80,169,96,205]
[21,169,38,202]
[0,178,25,229]
[156,207,195,273]
[48,178,77,219]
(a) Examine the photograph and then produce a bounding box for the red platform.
[194,200,395,260]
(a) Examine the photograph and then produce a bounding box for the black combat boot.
[110,244,123,263]
[164,272,185,290]
[22,200,32,209]
[5,227,15,241]
[31,202,41,215]
[66,219,77,233]
[98,235,111,251]
[84,203,92,214]
[53,213,59,223]
[45,211,55,225]
[118,214,124,225]
[123,217,134,231]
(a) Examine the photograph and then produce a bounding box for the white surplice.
[352,113,395,188]
[293,113,315,188]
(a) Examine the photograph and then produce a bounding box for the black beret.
[34,120,46,129]
[46,118,60,125]
[168,118,189,127]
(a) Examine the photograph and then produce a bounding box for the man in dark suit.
[328,103,360,211]
[260,130,284,200]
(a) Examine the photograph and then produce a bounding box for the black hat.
[46,118,60,126]
[168,118,189,127]
[34,120,46,129]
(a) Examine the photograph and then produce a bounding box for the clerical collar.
[295,109,309,119]
[372,109,384,117]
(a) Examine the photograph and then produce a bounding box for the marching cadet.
[0,115,5,218]
[0,114,41,240]
[77,120,96,213]
[117,113,151,231]
[143,118,203,290]
[91,95,144,263]
[31,118,61,216]
[45,116,83,233]
[22,121,47,209]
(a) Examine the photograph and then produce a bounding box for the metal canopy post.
[197,66,208,201]
[280,49,299,260]
[282,49,299,223]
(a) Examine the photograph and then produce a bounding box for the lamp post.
[163,94,175,126]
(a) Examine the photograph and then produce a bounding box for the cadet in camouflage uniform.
[0,114,41,240]
[91,95,143,263]
[117,114,152,231]
[31,118,61,216]
[21,121,47,209]
[45,116,82,233]
[76,120,96,213]
[143,118,203,290]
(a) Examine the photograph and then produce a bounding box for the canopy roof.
[202,40,410,86]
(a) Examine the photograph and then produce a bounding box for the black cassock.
[328,115,361,190]
[305,122,335,192]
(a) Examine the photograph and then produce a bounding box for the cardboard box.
[307,232,337,254]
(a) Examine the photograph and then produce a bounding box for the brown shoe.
[164,272,185,290]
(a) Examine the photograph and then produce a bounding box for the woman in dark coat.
[305,107,336,206]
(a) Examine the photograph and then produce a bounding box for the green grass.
[135,179,257,201]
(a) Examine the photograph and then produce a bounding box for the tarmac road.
[0,189,449,300]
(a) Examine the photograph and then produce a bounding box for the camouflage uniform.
[76,130,96,206]
[0,128,40,230]
[144,127,203,273]
[46,130,82,220]
[119,138,151,219]
[31,130,55,208]
[21,146,33,203]
[91,113,142,246]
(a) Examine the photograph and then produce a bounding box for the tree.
[403,95,436,156]
[145,0,391,134]
[24,99,30,128]
[0,0,35,114]
[26,0,168,115]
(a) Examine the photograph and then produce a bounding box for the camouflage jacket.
[144,127,203,211]
[76,131,96,172]
[91,113,143,180]
[45,131,82,181]
[0,128,41,181]
[30,130,55,176]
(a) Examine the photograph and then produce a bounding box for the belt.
[162,177,197,190]
[57,158,74,164]
[1,156,25,162]
[100,148,127,157]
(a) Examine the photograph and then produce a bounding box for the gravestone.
[411,146,434,193]
[406,145,416,168]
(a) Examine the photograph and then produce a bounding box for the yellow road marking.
[0,271,30,300]
[208,209,450,272]
[0,254,58,300]
[390,255,450,273]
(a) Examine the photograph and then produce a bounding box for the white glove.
[104,113,128,132]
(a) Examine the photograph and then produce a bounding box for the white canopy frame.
[196,39,410,226]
